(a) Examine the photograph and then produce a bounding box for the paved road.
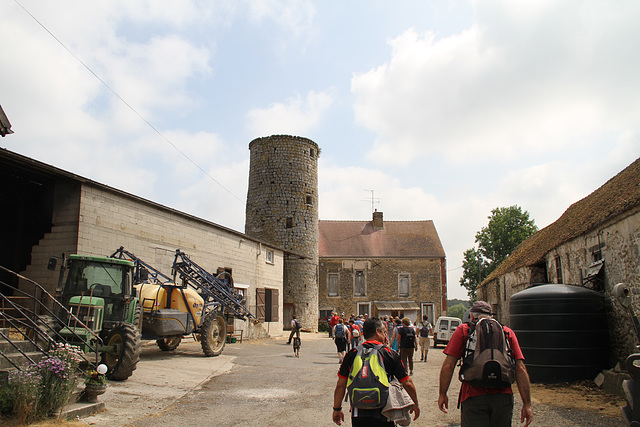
[83,333,624,427]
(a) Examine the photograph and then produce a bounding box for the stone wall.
[245,135,320,331]
[481,207,640,364]
[318,257,444,321]
[544,207,640,363]
[22,182,285,339]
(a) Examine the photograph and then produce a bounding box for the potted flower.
[84,364,108,403]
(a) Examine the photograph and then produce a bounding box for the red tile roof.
[319,219,445,258]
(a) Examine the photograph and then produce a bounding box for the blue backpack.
[335,324,346,339]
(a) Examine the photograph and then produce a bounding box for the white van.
[433,316,462,348]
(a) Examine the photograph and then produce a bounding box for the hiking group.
[331,302,533,427]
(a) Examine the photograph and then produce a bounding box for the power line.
[14,0,242,203]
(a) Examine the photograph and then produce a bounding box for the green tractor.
[49,254,142,381]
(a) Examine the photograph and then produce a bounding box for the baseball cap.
[470,301,492,315]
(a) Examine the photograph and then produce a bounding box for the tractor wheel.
[156,335,182,351]
[101,322,142,381]
[133,302,143,332]
[200,311,226,357]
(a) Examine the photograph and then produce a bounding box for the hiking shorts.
[419,336,430,350]
[461,393,514,427]
[335,337,348,352]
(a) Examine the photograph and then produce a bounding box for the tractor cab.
[57,255,136,332]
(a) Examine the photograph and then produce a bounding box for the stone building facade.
[318,212,447,324]
[245,135,320,331]
[1,148,284,339]
[478,157,640,363]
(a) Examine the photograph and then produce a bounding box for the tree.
[448,303,467,320]
[460,205,538,300]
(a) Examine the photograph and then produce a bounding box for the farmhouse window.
[328,273,339,296]
[398,273,410,297]
[354,270,366,296]
[555,256,563,284]
[256,288,279,322]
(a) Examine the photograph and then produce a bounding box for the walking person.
[397,317,417,375]
[348,319,361,351]
[333,318,350,364]
[438,301,533,427]
[329,311,340,339]
[286,314,301,345]
[416,315,433,362]
[332,317,420,426]
[390,318,402,351]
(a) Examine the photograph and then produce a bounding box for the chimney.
[372,210,384,230]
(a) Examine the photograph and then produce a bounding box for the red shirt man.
[438,301,533,427]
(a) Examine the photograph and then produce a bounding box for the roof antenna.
[363,190,381,215]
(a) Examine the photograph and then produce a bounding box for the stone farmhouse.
[0,147,287,339]
[318,211,447,324]
[477,156,640,362]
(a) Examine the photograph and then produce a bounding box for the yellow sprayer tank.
[136,282,204,324]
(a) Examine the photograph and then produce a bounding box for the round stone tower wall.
[245,135,319,332]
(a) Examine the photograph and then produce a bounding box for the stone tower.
[245,135,319,332]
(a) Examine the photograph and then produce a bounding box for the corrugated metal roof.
[319,219,445,258]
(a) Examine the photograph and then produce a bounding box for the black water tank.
[510,284,609,383]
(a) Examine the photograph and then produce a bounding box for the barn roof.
[483,156,640,284]
[319,217,445,258]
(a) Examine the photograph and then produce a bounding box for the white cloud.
[352,1,640,167]
[246,89,334,136]
[244,0,316,39]
[176,158,249,232]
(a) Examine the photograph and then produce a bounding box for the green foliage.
[0,385,13,415]
[5,343,82,423]
[85,369,108,385]
[448,303,467,320]
[318,321,329,333]
[447,299,470,309]
[460,205,538,300]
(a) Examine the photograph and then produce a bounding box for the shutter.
[256,288,266,322]
[270,289,279,322]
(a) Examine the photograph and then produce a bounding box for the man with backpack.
[416,315,433,362]
[437,301,533,427]
[397,317,418,375]
[333,318,351,364]
[332,317,420,426]
[286,314,302,345]
[348,319,362,351]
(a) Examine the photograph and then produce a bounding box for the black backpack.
[459,318,516,388]
[294,319,301,329]
[399,326,416,348]
[419,322,431,338]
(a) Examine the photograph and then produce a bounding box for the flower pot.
[84,383,107,403]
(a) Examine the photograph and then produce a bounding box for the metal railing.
[0,265,102,370]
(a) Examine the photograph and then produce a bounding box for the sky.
[2,0,639,300]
